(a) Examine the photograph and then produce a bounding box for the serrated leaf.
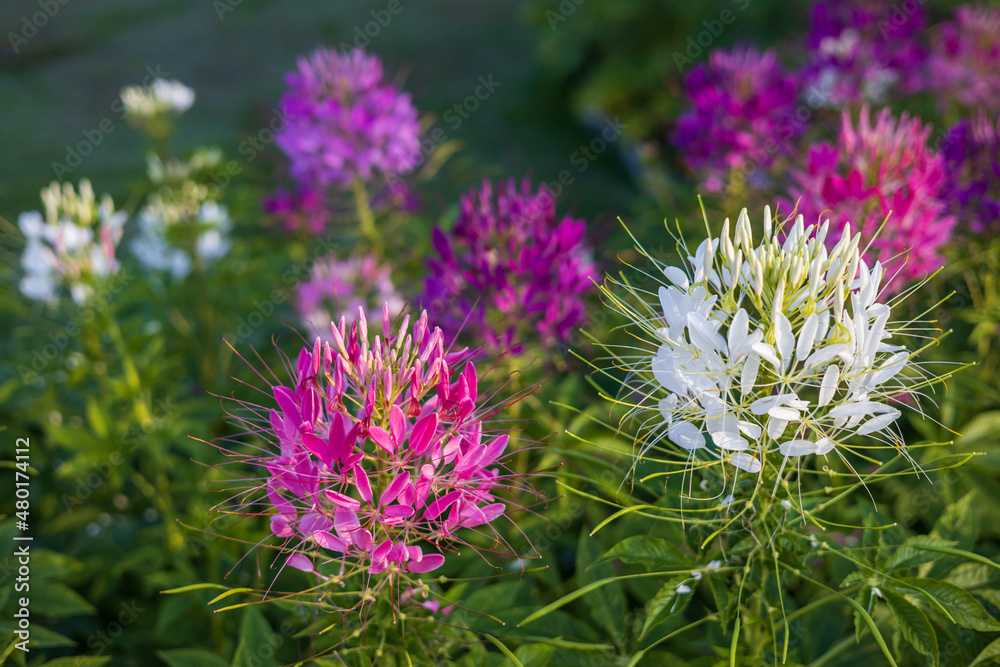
[595,535,689,571]
[641,576,689,638]
[157,648,229,667]
[884,590,938,666]
[947,563,993,590]
[899,578,1000,632]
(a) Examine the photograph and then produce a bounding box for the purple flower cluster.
[941,111,1000,234]
[672,46,802,192]
[295,254,405,342]
[275,48,420,188]
[262,185,330,235]
[927,5,1000,113]
[424,179,596,354]
[782,107,955,294]
[803,0,927,107]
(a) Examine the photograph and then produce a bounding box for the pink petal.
[407,553,445,573]
[286,554,314,573]
[389,406,406,443]
[301,432,333,466]
[353,466,373,502]
[301,387,322,424]
[325,490,361,510]
[369,426,395,454]
[383,505,414,518]
[380,471,411,506]
[267,482,297,517]
[270,516,293,538]
[334,507,360,536]
[313,530,347,552]
[387,542,409,563]
[408,413,439,457]
[298,512,332,535]
[422,490,461,520]
[372,539,392,563]
[273,386,301,423]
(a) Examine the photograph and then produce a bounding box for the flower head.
[783,106,954,294]
[130,184,231,280]
[19,180,126,305]
[262,185,331,235]
[296,254,405,342]
[423,179,596,355]
[803,0,927,107]
[672,46,802,192]
[940,111,1000,234]
[602,207,936,505]
[219,307,531,612]
[927,5,1000,113]
[120,78,195,137]
[276,48,420,188]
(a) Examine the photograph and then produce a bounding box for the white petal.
[818,365,840,407]
[827,401,881,419]
[740,353,760,396]
[749,393,799,415]
[738,420,762,440]
[729,452,761,473]
[752,342,781,369]
[668,422,705,451]
[870,351,909,387]
[728,309,749,358]
[775,314,794,361]
[768,406,801,422]
[779,439,819,457]
[856,411,900,436]
[815,438,835,455]
[797,313,819,360]
[805,344,849,370]
[766,416,788,440]
[712,431,749,451]
[663,266,690,290]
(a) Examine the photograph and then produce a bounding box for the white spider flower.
[131,191,231,280]
[120,78,194,121]
[19,180,126,306]
[602,205,942,502]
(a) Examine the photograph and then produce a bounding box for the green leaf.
[38,658,111,667]
[576,528,627,651]
[640,576,690,639]
[512,643,554,667]
[484,634,523,667]
[595,535,689,571]
[30,582,96,617]
[708,571,732,628]
[157,648,230,667]
[970,636,1000,667]
[899,578,1000,632]
[231,606,279,667]
[883,590,938,666]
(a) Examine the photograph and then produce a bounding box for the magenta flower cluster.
[803,0,927,107]
[941,111,1000,234]
[927,5,1000,113]
[275,48,421,188]
[423,179,596,354]
[672,46,802,192]
[782,107,955,294]
[230,307,523,595]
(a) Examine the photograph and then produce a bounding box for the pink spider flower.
[782,106,955,294]
[218,305,536,612]
[927,5,1000,113]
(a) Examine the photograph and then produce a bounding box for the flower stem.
[352,175,379,252]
